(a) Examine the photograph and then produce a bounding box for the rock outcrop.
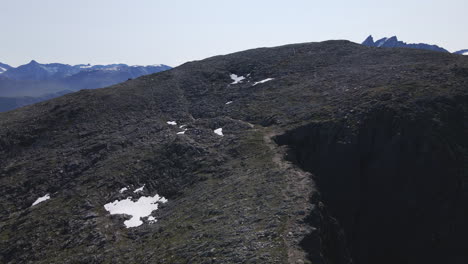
[362,35,449,53]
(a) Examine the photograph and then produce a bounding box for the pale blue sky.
[1,0,467,67]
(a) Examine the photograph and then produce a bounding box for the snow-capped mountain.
[0,61,171,111]
[1,61,171,81]
[1,60,82,80]
[362,35,449,53]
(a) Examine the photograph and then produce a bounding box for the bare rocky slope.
[1,40,468,264]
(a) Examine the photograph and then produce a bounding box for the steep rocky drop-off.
[1,40,468,263]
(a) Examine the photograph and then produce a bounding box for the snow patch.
[103,66,120,71]
[147,216,157,223]
[104,194,168,228]
[230,74,245,84]
[32,194,50,207]
[177,129,187,135]
[214,128,223,136]
[376,38,388,47]
[253,78,274,86]
[463,51,468,55]
[40,66,59,74]
[120,187,128,193]
[225,101,233,105]
[167,121,177,125]
[0,67,6,73]
[134,185,145,193]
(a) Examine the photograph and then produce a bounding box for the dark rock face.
[362,35,449,53]
[361,35,375,46]
[276,97,468,264]
[1,40,468,263]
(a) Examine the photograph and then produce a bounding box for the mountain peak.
[362,35,374,46]
[362,35,449,53]
[0,62,12,73]
[374,37,388,47]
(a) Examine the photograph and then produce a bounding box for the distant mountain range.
[0,61,171,112]
[454,49,468,55]
[0,63,12,74]
[362,35,467,54]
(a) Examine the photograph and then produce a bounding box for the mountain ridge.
[361,35,467,54]
[1,40,468,263]
[454,49,468,55]
[0,62,12,74]
[0,60,171,81]
[0,61,171,112]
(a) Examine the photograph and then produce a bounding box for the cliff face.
[1,40,468,263]
[276,97,468,264]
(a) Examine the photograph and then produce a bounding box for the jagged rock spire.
[362,35,375,46]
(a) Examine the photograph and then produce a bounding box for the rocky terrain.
[1,40,468,263]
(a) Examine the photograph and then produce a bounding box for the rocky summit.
[362,35,450,53]
[1,40,468,264]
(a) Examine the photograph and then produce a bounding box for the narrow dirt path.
[263,129,316,264]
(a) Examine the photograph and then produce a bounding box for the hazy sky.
[1,0,467,67]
